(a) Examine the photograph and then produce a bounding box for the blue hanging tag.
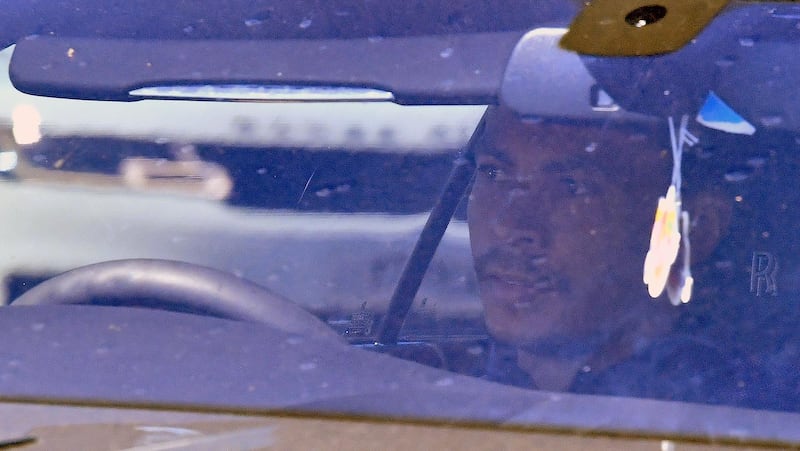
[696,91,756,135]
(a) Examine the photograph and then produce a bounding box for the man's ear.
[687,192,732,262]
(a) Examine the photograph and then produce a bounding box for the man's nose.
[490,186,549,250]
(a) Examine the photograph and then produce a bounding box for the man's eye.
[560,177,589,195]
[478,164,506,181]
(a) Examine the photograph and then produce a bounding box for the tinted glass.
[2,0,800,443]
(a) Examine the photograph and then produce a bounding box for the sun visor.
[500,28,655,124]
[580,3,800,134]
[8,32,522,104]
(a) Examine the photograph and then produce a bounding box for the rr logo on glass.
[750,251,778,296]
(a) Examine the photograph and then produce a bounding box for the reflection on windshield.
[3,3,800,445]
[468,105,800,411]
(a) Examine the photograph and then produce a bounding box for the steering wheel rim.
[10,258,342,341]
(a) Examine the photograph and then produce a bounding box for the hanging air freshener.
[643,115,697,305]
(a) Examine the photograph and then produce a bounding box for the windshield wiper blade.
[120,426,275,451]
[0,435,36,449]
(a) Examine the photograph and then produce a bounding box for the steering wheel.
[10,259,342,341]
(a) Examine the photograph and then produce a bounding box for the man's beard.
[473,246,619,357]
[473,246,570,294]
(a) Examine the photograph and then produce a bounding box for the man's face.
[468,108,669,345]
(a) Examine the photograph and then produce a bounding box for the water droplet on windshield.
[439,48,454,58]
[738,37,755,47]
[368,36,384,43]
[715,260,734,270]
[760,115,784,127]
[434,377,454,387]
[299,18,312,29]
[299,362,317,371]
[531,256,548,266]
[244,19,263,27]
[585,142,597,153]
[182,25,194,35]
[715,56,736,68]
[746,156,767,168]
[724,167,753,182]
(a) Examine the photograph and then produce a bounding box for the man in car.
[466,105,774,405]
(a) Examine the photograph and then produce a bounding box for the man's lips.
[476,253,555,288]
[475,251,549,276]
[480,272,556,291]
[478,273,559,311]
[474,250,567,308]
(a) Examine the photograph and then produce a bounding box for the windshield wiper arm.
[0,435,36,449]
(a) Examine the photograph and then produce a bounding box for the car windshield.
[3,0,800,446]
